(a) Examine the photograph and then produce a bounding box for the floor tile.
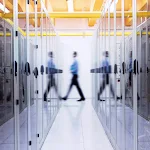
[42,99,114,150]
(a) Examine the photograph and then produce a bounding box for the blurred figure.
[62,51,85,102]
[44,51,61,101]
[98,51,120,101]
[128,51,132,86]
[125,51,140,100]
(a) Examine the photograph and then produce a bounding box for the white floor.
[41,99,114,150]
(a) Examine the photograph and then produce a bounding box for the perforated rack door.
[0,20,5,126]
[4,23,14,122]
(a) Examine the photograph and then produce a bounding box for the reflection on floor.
[1,98,150,150]
[98,98,150,150]
[41,99,113,150]
[0,98,59,150]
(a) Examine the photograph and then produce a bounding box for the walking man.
[63,52,85,102]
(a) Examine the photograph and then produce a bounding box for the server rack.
[91,1,150,150]
[0,1,63,150]
[0,19,14,126]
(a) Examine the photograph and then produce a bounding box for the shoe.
[99,99,105,101]
[77,98,85,102]
[97,93,105,101]
[117,96,120,100]
[62,97,67,101]
[44,95,47,101]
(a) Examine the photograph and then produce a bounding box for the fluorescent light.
[110,1,115,12]
[0,3,10,13]
[110,0,118,13]
[67,0,74,12]
[103,0,112,14]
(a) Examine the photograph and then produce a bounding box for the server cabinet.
[0,20,13,126]
[137,23,150,120]
[0,19,15,150]
[138,28,148,119]
[0,21,5,126]
[4,22,14,123]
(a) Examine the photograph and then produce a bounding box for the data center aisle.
[41,99,113,150]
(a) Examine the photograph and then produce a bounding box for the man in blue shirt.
[98,51,120,101]
[44,51,61,101]
[62,51,85,102]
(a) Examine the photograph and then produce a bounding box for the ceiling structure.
[0,0,149,27]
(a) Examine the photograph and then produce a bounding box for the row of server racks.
[91,0,150,150]
[0,0,63,150]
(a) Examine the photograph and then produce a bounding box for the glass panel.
[117,42,123,149]
[99,17,106,124]
[137,24,150,150]
[116,0,123,147]
[98,21,103,119]
[38,6,44,144]
[47,19,51,126]
[110,17,117,141]
[43,16,48,136]
[125,37,134,150]
[0,20,15,150]
[30,42,36,150]
[19,34,28,150]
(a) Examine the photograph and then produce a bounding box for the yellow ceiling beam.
[125,0,147,26]
[88,0,104,26]
[28,32,132,36]
[2,31,150,37]
[1,11,150,19]
[0,0,13,12]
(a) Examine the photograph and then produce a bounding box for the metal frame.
[91,0,139,150]
[34,0,39,149]
[0,1,62,150]
[25,0,31,150]
[121,0,125,150]
[2,11,150,19]
[114,0,117,144]
[40,0,44,142]
[13,0,20,149]
[132,0,138,149]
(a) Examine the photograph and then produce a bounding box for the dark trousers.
[44,75,60,99]
[65,74,85,99]
[98,74,115,97]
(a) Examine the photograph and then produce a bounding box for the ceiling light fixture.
[0,3,10,13]
[102,0,112,15]
[110,0,118,13]
[67,0,74,12]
